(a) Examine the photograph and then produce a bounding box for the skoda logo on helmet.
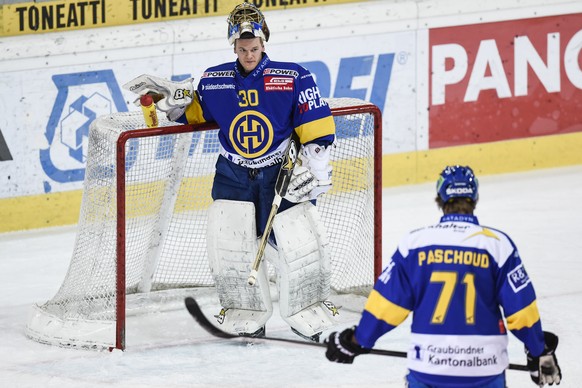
[437,165,479,202]
[446,187,474,195]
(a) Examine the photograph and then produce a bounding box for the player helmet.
[436,165,479,202]
[227,3,270,45]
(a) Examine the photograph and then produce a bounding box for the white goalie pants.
[206,200,335,337]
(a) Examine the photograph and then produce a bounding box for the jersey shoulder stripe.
[364,289,411,327]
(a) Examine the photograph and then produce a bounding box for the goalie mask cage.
[26,97,382,351]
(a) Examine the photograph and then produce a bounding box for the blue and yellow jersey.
[180,54,335,168]
[356,214,546,386]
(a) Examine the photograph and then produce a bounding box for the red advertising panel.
[429,13,582,148]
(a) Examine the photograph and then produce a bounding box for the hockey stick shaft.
[185,297,528,371]
[248,131,301,286]
[248,196,281,285]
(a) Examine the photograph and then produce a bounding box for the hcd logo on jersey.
[39,70,128,189]
[229,110,274,158]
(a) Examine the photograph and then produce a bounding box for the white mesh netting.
[25,97,380,349]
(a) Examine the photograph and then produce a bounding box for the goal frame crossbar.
[114,104,383,350]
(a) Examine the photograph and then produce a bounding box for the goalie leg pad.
[271,201,336,337]
[207,200,272,334]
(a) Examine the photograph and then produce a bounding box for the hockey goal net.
[26,97,382,350]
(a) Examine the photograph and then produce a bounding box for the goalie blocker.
[207,199,337,341]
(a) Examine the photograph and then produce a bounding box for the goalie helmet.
[227,2,270,45]
[436,165,479,202]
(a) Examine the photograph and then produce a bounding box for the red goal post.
[26,97,382,351]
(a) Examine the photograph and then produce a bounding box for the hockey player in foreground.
[124,3,337,341]
[325,166,562,387]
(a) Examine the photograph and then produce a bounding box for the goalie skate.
[214,307,268,337]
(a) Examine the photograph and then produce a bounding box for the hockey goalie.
[123,2,338,342]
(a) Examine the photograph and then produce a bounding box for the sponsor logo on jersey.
[298,86,328,113]
[201,70,235,79]
[264,76,294,92]
[410,335,508,375]
[201,83,236,91]
[507,264,531,292]
[251,57,270,77]
[427,353,498,368]
[223,149,285,168]
[263,68,299,78]
[378,260,395,284]
[413,344,423,361]
[430,223,470,230]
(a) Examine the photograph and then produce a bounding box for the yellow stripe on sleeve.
[506,300,541,330]
[295,115,335,144]
[364,290,411,327]
[184,95,207,124]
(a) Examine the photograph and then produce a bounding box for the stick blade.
[184,298,445,363]
[184,297,236,339]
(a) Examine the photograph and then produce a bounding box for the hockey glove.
[284,143,332,203]
[526,331,562,386]
[123,74,195,121]
[325,327,370,364]
[284,165,317,203]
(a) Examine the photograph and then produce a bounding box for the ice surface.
[1,166,580,387]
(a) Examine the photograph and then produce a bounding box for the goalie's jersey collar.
[235,52,270,78]
[440,213,479,225]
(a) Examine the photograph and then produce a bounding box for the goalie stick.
[184,297,528,370]
[247,130,301,286]
[185,296,402,357]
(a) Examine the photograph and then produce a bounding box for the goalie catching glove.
[284,143,332,203]
[526,331,562,386]
[325,326,370,364]
[122,74,195,121]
